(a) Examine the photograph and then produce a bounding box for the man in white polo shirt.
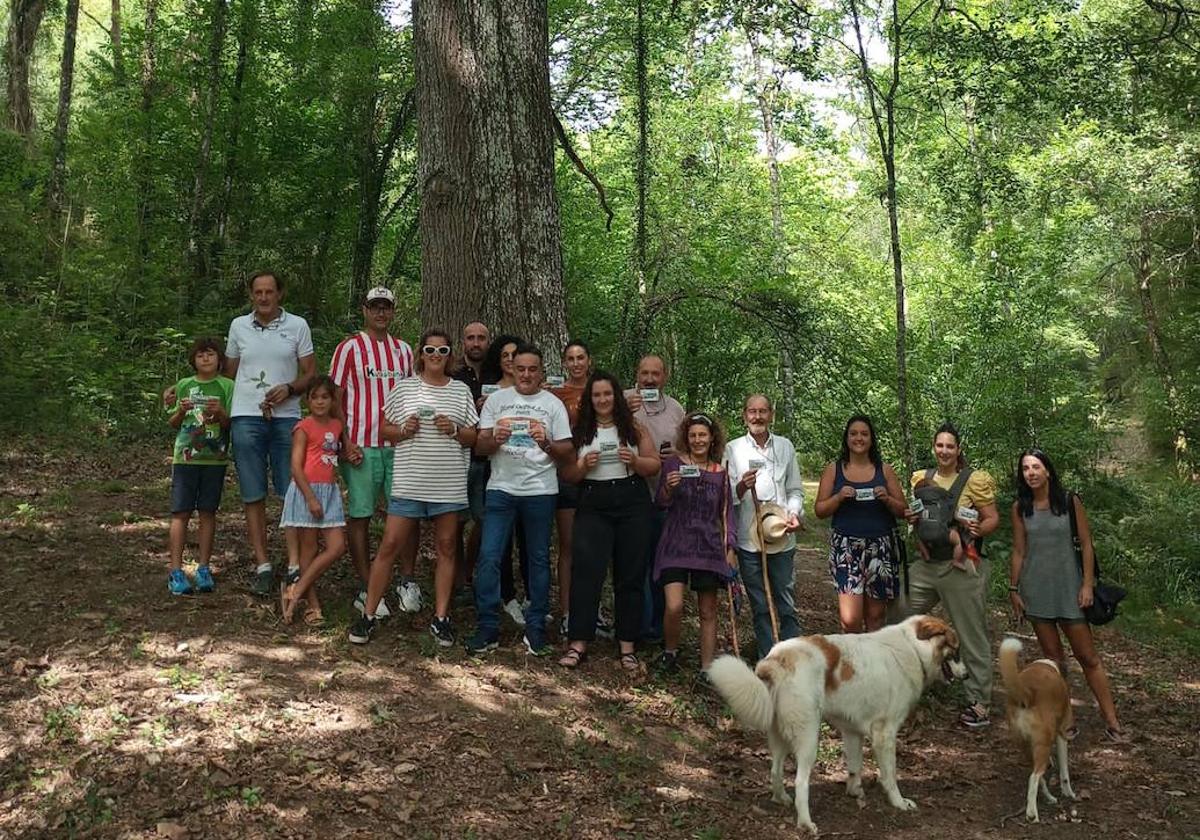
[226,270,316,596]
[724,394,804,658]
[330,286,416,617]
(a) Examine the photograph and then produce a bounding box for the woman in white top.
[558,371,660,670]
[349,329,478,648]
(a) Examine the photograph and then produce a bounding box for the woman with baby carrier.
[814,415,907,633]
[904,422,1000,730]
[1008,448,1127,742]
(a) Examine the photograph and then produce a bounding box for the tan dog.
[998,637,1077,822]
[707,615,966,834]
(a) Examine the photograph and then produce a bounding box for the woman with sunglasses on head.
[651,413,737,673]
[813,415,907,633]
[549,340,612,638]
[558,371,660,670]
[1009,448,1127,742]
[349,329,478,648]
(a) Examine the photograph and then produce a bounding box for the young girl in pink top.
[280,375,346,623]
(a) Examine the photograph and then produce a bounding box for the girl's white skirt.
[280,482,346,528]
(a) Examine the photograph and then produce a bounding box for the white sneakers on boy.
[397,580,423,614]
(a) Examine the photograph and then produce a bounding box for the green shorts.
[340,446,394,519]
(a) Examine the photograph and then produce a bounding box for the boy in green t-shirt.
[166,337,235,595]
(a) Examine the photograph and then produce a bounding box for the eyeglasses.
[422,345,451,356]
[251,319,280,332]
[688,413,713,425]
[366,302,394,312]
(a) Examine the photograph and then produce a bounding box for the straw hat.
[750,501,791,553]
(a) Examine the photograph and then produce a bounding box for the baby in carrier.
[912,476,980,575]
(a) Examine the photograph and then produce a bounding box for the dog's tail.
[999,637,1032,707]
[706,655,774,731]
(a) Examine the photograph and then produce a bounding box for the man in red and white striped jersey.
[330,287,420,616]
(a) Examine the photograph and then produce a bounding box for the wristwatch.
[285,383,295,397]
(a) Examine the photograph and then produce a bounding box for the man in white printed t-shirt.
[225,270,316,597]
[465,344,574,656]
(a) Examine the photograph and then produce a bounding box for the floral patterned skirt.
[828,530,899,601]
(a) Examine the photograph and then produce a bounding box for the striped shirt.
[330,332,414,447]
[383,377,479,504]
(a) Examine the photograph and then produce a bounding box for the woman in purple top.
[653,413,737,673]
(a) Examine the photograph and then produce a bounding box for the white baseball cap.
[365,286,395,305]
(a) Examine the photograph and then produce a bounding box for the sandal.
[1104,726,1131,744]
[558,647,587,668]
[1063,725,1079,742]
[619,652,640,673]
[303,606,324,626]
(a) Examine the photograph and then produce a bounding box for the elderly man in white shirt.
[724,394,804,658]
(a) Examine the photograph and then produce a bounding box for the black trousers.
[568,476,652,642]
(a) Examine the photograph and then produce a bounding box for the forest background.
[2,0,1198,640]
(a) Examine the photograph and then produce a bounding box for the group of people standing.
[163,271,1125,738]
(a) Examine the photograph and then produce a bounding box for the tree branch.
[552,110,615,231]
[380,174,418,230]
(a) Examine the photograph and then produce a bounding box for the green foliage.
[2,0,1197,604]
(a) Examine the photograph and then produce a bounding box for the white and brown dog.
[998,637,1076,822]
[707,615,966,834]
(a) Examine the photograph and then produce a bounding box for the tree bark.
[111,0,125,84]
[135,0,158,281]
[415,0,568,352]
[216,0,257,269]
[3,0,47,137]
[48,0,81,233]
[185,0,228,312]
[1132,225,1192,469]
[848,0,912,473]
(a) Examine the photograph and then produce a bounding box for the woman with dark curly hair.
[479,334,529,626]
[813,415,906,633]
[652,413,737,673]
[558,371,661,670]
[1009,449,1127,742]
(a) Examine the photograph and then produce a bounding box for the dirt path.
[1,445,1197,839]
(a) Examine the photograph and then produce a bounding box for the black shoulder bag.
[1067,493,1126,625]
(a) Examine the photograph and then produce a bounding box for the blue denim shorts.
[231,416,298,503]
[170,464,228,513]
[388,496,467,520]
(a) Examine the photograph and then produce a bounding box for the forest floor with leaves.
[1,444,1198,840]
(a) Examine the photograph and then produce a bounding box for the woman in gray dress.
[1008,449,1127,742]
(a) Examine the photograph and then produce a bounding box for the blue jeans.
[230,416,298,503]
[474,490,556,640]
[641,508,667,639]
[737,546,800,658]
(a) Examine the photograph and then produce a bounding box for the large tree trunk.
[185,0,228,313]
[3,0,46,137]
[47,0,81,233]
[415,0,567,352]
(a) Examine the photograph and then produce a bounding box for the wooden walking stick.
[751,486,781,643]
[721,481,740,658]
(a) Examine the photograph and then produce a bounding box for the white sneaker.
[396,580,423,613]
[353,591,392,619]
[503,598,526,627]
